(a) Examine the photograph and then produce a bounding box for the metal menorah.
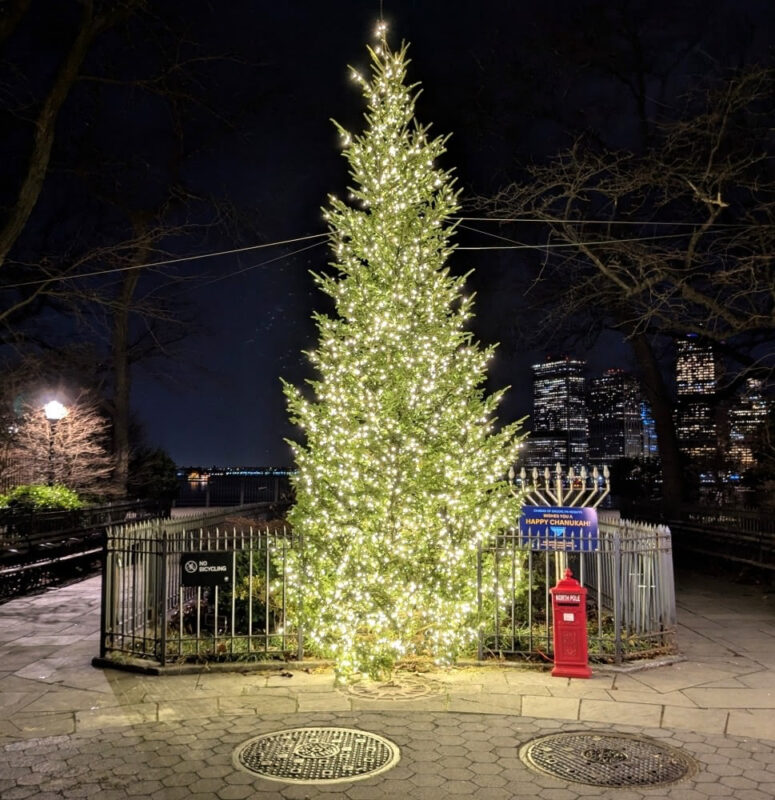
[509,462,610,509]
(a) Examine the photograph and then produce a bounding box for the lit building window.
[588,368,646,463]
[528,356,588,468]
[675,335,721,460]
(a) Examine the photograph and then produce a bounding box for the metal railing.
[0,499,162,601]
[476,514,676,664]
[100,504,299,665]
[621,501,775,572]
[669,506,775,571]
[99,509,676,667]
[175,473,292,508]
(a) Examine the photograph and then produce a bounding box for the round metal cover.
[233,726,400,784]
[346,674,441,700]
[520,731,697,787]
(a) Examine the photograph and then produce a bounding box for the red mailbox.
[550,568,591,679]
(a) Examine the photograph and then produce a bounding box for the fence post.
[613,531,623,665]
[99,528,109,659]
[159,529,168,667]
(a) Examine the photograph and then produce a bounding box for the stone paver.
[3,711,773,800]
[521,695,579,719]
[661,706,729,736]
[579,697,664,727]
[727,709,775,740]
[0,569,773,798]
[683,688,775,709]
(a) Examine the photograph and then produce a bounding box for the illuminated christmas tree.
[283,23,523,680]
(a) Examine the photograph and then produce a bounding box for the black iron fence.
[175,470,292,508]
[99,509,676,668]
[669,506,775,572]
[0,499,161,600]
[100,505,298,664]
[622,501,775,573]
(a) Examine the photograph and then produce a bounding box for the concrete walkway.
[1,571,774,799]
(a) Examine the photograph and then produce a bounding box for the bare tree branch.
[478,66,775,505]
[0,0,142,270]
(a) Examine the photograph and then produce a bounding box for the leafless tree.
[6,391,114,494]
[0,1,129,267]
[1,2,262,491]
[0,375,32,491]
[479,67,774,507]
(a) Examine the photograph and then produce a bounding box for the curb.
[92,652,685,677]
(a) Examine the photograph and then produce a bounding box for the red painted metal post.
[550,568,591,679]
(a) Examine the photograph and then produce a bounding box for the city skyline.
[169,344,771,472]
[523,342,771,474]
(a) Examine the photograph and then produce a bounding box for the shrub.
[2,483,83,511]
[128,447,178,513]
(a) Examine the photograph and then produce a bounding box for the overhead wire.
[0,232,329,290]
[457,231,697,251]
[197,240,327,287]
[455,215,755,228]
[0,213,752,290]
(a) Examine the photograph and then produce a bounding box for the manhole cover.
[520,732,697,787]
[346,674,441,700]
[233,727,400,784]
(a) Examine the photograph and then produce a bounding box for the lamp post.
[44,400,67,486]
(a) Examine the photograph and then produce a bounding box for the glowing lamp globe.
[44,400,68,421]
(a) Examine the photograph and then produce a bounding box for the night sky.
[5,1,774,467]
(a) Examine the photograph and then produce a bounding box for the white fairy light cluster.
[283,25,524,681]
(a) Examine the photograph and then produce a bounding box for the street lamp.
[44,400,67,486]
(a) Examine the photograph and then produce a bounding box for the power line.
[0,213,756,291]
[198,240,327,287]
[456,215,755,228]
[0,232,329,290]
[457,228,697,251]
[458,223,522,246]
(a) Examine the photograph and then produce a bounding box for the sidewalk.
[1,570,774,799]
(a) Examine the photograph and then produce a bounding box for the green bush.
[1,484,83,511]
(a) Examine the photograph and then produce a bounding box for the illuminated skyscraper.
[728,378,769,468]
[529,356,588,467]
[588,369,643,463]
[640,402,659,459]
[675,335,720,460]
